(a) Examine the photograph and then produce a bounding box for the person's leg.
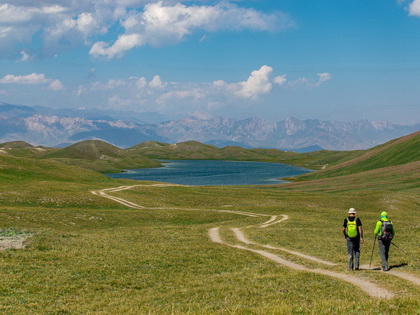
[353,239,360,269]
[346,238,354,270]
[384,241,390,269]
[378,239,388,271]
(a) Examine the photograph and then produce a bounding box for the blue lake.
[106,160,312,186]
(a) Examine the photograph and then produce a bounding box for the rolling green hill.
[42,140,162,173]
[294,131,420,181]
[129,140,360,170]
[0,141,58,158]
[0,141,33,149]
[0,153,109,184]
[0,140,162,173]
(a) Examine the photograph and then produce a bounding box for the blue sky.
[0,0,420,124]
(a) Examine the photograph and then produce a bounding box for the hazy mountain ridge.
[0,104,418,150]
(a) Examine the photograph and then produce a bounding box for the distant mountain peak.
[191,111,213,120]
[0,104,419,150]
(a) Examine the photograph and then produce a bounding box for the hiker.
[374,211,395,271]
[342,208,364,271]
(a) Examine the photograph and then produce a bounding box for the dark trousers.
[378,239,391,270]
[346,237,360,270]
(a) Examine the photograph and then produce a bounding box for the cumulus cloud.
[89,34,143,58]
[274,75,287,86]
[235,65,273,99]
[286,73,331,88]
[48,79,64,90]
[409,0,420,15]
[0,1,294,58]
[0,73,49,84]
[90,1,293,58]
[72,66,331,115]
[0,73,64,90]
[149,75,165,89]
[19,50,30,62]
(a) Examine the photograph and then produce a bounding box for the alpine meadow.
[0,132,419,313]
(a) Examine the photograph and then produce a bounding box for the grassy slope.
[295,131,420,181]
[129,140,360,170]
[0,140,162,173]
[0,135,419,313]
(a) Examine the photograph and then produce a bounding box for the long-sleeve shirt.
[374,219,395,236]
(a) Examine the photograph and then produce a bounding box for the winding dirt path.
[360,265,420,286]
[209,228,393,299]
[91,184,418,299]
[231,228,337,266]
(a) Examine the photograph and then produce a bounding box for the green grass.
[0,140,162,173]
[296,131,420,181]
[0,184,419,313]
[0,136,419,313]
[129,140,360,170]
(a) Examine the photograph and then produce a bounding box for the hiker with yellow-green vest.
[374,212,395,271]
[342,208,364,271]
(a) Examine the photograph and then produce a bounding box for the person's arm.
[391,221,396,237]
[342,219,347,238]
[358,218,364,244]
[374,221,382,236]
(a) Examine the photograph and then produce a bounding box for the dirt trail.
[360,265,420,286]
[209,228,393,299]
[231,228,337,266]
[92,185,417,299]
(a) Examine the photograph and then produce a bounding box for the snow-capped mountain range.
[1,104,418,151]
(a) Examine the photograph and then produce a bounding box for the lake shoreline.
[106,160,313,186]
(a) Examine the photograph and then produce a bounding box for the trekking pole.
[391,241,419,262]
[369,236,376,268]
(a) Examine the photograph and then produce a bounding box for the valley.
[0,132,419,313]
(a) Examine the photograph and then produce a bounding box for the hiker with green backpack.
[374,211,395,271]
[342,208,364,271]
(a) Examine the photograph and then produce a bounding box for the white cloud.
[48,79,64,90]
[72,66,331,115]
[19,50,30,62]
[0,73,49,84]
[0,1,293,58]
[274,75,287,86]
[157,89,204,106]
[285,73,331,88]
[90,1,293,58]
[89,34,143,58]
[134,77,147,89]
[0,73,63,91]
[409,0,420,15]
[235,65,273,99]
[148,75,165,89]
[314,72,332,86]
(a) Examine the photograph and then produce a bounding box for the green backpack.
[346,219,358,238]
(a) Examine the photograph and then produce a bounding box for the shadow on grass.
[360,263,408,271]
[390,263,408,270]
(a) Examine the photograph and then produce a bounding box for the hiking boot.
[382,267,389,272]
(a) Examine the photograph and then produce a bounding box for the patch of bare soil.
[0,234,31,251]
